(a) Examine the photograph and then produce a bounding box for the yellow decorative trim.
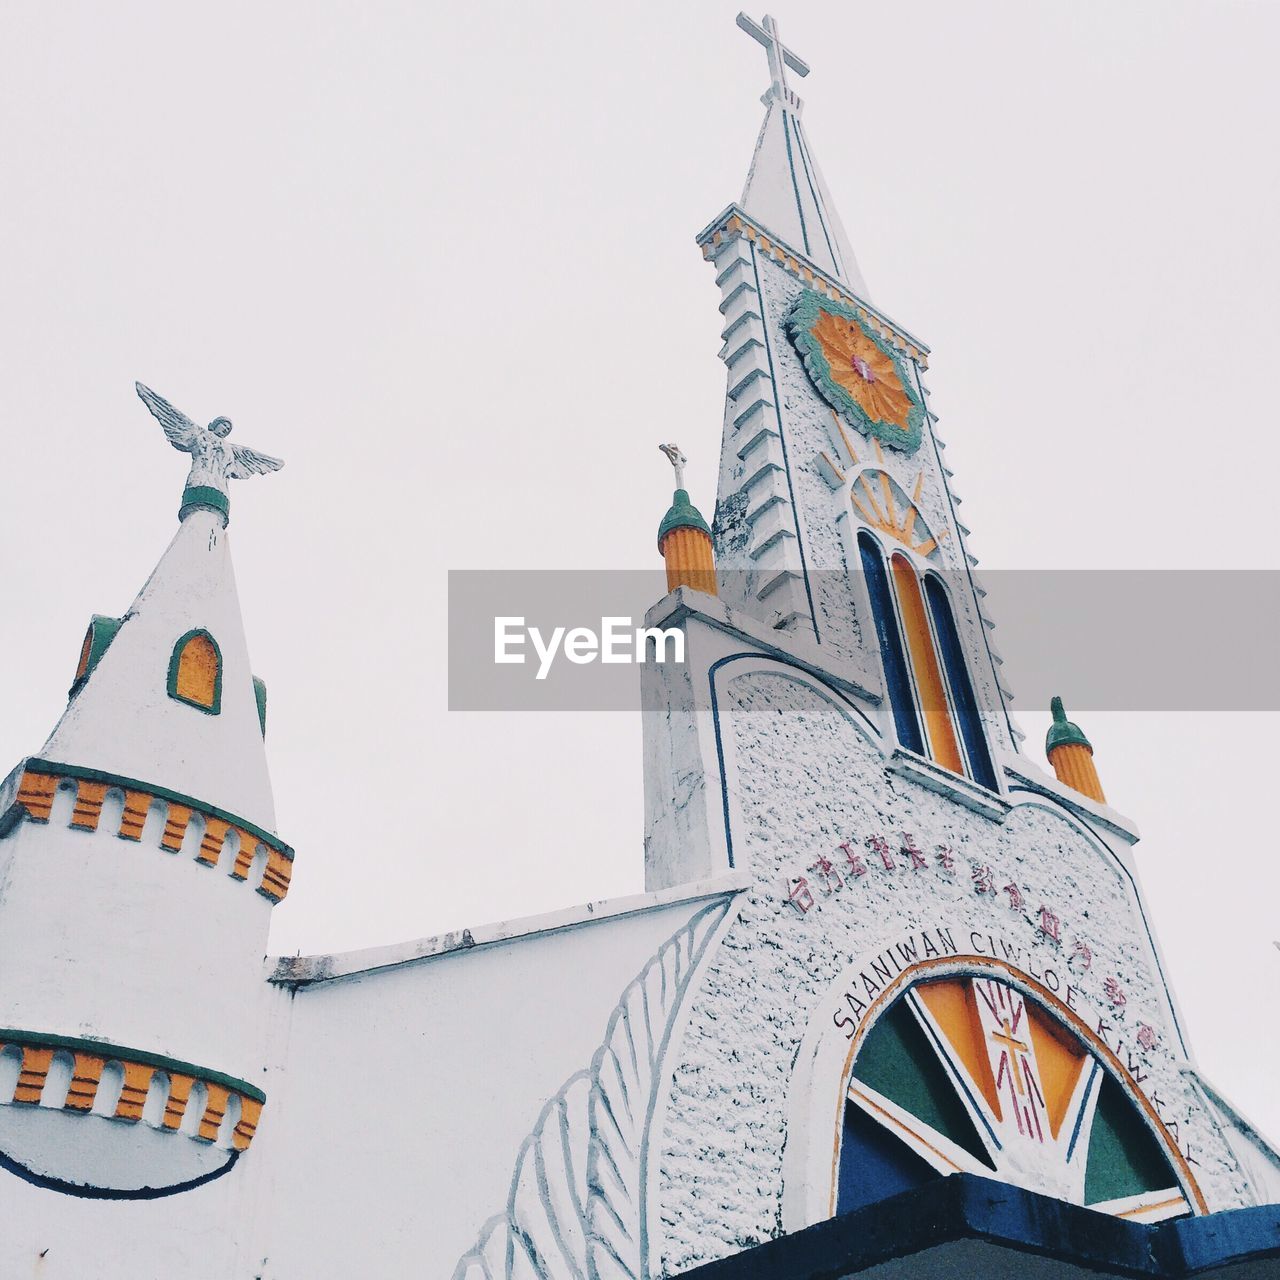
[66,1053,105,1112]
[16,771,56,823]
[197,1083,230,1143]
[0,1032,266,1151]
[118,790,150,841]
[259,848,294,903]
[161,802,192,852]
[69,780,107,831]
[848,454,948,560]
[700,208,930,369]
[163,1074,195,1131]
[11,768,291,904]
[13,1046,53,1105]
[197,817,231,868]
[231,836,259,881]
[232,1097,263,1151]
[115,1061,154,1121]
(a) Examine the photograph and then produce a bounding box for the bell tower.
[640,16,1280,1271]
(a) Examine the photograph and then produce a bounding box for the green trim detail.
[178,484,229,527]
[69,615,123,697]
[785,288,925,455]
[23,758,293,860]
[852,998,995,1171]
[0,1027,265,1104]
[1084,1072,1176,1204]
[252,676,267,737]
[166,628,223,716]
[657,488,711,551]
[1046,695,1091,753]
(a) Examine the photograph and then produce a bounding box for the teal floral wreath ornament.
[786,289,925,454]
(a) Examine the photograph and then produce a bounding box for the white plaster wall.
[654,667,1250,1273]
[0,812,273,1090]
[252,895,718,1278]
[0,1131,270,1278]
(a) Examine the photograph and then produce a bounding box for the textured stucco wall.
[655,667,1250,1273]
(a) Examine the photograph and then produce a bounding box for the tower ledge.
[696,204,931,369]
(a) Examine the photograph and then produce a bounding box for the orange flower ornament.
[786,290,924,453]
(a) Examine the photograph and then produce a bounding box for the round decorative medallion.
[786,289,924,453]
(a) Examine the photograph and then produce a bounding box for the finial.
[656,445,716,596]
[135,382,284,528]
[658,442,687,491]
[1045,696,1106,804]
[1046,696,1091,752]
[736,12,810,104]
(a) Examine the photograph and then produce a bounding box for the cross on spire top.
[735,12,809,100]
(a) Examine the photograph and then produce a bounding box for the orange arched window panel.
[167,630,222,714]
[889,554,963,775]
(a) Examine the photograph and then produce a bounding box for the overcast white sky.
[3,1,1279,1144]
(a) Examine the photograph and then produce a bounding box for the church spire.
[736,13,869,298]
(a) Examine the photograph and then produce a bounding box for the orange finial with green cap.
[1045,696,1106,804]
[657,444,717,596]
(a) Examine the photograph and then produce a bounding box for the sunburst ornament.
[787,289,924,454]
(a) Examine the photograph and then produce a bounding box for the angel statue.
[135,381,283,522]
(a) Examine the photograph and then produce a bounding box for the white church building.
[2,13,1279,1279]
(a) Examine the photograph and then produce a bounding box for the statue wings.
[135,381,198,452]
[135,381,284,477]
[227,445,284,478]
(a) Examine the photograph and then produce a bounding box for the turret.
[0,383,287,1196]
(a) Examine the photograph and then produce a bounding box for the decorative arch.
[784,949,1205,1235]
[848,467,941,560]
[167,630,222,715]
[707,651,883,870]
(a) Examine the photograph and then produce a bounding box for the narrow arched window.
[167,630,222,714]
[924,575,997,790]
[858,533,923,755]
[889,553,965,775]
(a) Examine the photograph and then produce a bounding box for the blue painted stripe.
[0,1145,238,1200]
[1066,1060,1100,1163]
[747,239,820,643]
[793,123,841,277]
[910,994,1003,1153]
[780,110,811,255]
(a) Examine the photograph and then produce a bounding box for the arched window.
[857,533,923,756]
[924,575,997,790]
[889,552,964,776]
[167,630,222,714]
[837,975,1190,1222]
[856,526,993,788]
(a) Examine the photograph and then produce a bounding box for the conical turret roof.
[39,506,276,832]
